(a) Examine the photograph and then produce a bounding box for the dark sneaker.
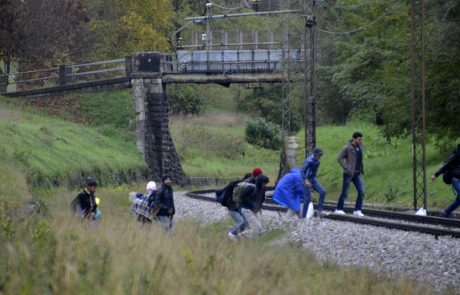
[440,212,450,218]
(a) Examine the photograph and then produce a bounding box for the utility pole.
[410,0,427,211]
[304,0,317,156]
[277,0,294,181]
[206,2,212,71]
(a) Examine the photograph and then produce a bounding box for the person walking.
[151,175,175,231]
[216,173,252,240]
[273,167,304,220]
[131,181,157,223]
[301,148,327,217]
[71,178,99,221]
[431,144,460,218]
[335,132,365,216]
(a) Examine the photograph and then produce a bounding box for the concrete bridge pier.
[128,53,186,185]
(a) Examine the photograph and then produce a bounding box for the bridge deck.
[1,49,303,96]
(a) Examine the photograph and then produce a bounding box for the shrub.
[238,84,303,133]
[245,118,281,150]
[167,84,207,115]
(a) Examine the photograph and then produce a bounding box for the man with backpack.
[238,174,270,238]
[431,144,460,218]
[216,173,252,240]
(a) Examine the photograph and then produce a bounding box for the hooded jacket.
[273,168,304,212]
[239,174,269,213]
[435,147,460,179]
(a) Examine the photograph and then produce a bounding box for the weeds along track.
[185,189,460,239]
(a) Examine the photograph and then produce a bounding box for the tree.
[86,0,173,60]
[0,0,90,69]
[238,84,303,133]
[167,84,207,115]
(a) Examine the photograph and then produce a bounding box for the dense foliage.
[245,118,282,150]
[315,0,460,149]
[238,85,303,133]
[167,84,207,115]
[0,0,458,149]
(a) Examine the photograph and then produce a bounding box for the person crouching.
[239,174,269,238]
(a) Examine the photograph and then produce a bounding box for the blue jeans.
[302,179,327,218]
[155,215,173,231]
[337,172,365,211]
[445,177,460,217]
[229,209,247,235]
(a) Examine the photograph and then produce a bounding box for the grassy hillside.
[0,88,454,294]
[0,86,457,209]
[0,96,147,200]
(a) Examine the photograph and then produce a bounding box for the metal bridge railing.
[0,59,126,93]
[1,49,304,93]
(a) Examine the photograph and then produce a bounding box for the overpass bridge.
[0,48,304,184]
[0,48,303,96]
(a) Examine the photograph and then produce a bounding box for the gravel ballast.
[173,192,460,293]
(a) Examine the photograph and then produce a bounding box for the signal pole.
[410,0,427,211]
[304,0,317,156]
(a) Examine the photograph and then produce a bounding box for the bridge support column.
[127,52,186,185]
[132,79,146,155]
[143,78,186,184]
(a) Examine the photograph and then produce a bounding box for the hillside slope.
[0,97,148,201]
[0,87,456,209]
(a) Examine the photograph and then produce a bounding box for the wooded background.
[1,0,458,150]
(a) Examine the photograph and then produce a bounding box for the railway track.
[185,189,460,239]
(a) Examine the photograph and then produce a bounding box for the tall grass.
[0,187,436,295]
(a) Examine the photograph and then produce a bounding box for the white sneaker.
[334,209,346,215]
[353,210,365,217]
[228,232,238,241]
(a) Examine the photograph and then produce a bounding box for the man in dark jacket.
[335,132,365,216]
[239,174,269,237]
[72,178,98,220]
[431,144,460,218]
[219,173,252,240]
[151,175,175,231]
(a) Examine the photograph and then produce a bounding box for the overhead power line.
[207,0,247,11]
[317,9,394,35]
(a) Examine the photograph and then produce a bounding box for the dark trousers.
[445,177,460,216]
[337,172,365,211]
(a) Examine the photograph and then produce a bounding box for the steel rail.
[185,190,460,238]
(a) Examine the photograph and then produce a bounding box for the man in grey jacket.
[335,131,365,216]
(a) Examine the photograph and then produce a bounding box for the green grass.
[295,122,452,209]
[0,87,457,210]
[0,187,438,295]
[0,88,455,294]
[0,97,147,190]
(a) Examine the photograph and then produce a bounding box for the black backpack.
[442,151,460,185]
[443,169,453,185]
[218,180,240,207]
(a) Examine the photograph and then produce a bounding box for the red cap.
[252,167,263,177]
